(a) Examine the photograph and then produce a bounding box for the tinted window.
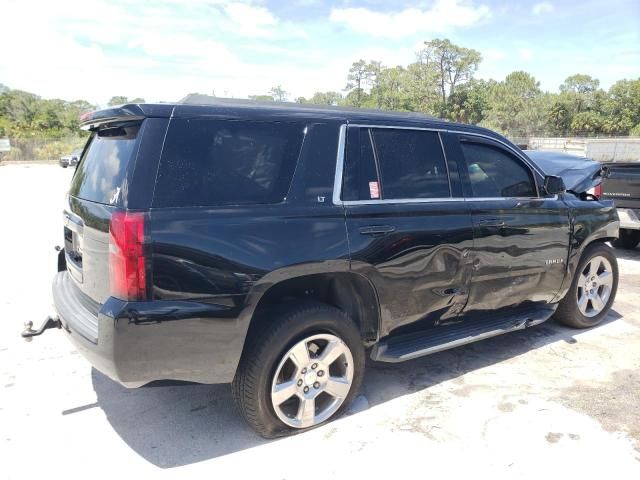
[154,119,305,207]
[342,127,379,201]
[371,129,450,199]
[69,124,139,205]
[461,142,536,198]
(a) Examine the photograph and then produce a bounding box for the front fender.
[553,198,619,302]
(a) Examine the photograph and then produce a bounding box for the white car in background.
[59,148,83,168]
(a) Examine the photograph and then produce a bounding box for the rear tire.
[612,229,640,250]
[555,242,618,329]
[232,301,365,438]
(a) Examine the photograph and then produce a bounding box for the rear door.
[341,125,474,338]
[446,133,571,315]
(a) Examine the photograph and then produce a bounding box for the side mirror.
[543,175,566,195]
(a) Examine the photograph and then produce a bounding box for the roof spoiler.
[79,104,146,130]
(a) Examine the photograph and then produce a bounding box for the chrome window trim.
[367,129,384,197]
[342,197,465,206]
[332,124,347,205]
[332,123,546,206]
[340,196,554,207]
[438,132,454,197]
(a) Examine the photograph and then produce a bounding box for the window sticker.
[369,181,380,199]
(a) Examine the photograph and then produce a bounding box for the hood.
[524,150,608,194]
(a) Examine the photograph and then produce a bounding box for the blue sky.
[1,0,638,106]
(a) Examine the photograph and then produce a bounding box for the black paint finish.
[50,102,619,387]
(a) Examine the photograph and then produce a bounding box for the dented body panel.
[46,102,619,387]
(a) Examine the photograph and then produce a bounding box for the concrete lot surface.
[1,164,639,479]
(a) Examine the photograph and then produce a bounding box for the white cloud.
[484,48,506,61]
[330,0,491,39]
[519,48,534,60]
[0,0,311,105]
[532,2,554,15]
[223,2,278,38]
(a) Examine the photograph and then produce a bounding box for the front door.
[446,133,571,316]
[340,125,474,338]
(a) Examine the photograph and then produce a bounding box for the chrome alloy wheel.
[576,255,614,318]
[270,333,354,429]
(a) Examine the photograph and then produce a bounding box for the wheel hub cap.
[576,255,613,318]
[304,370,317,386]
[270,333,354,429]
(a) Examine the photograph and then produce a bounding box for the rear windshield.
[153,119,305,207]
[69,123,140,205]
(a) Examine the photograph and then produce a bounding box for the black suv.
[25,101,620,438]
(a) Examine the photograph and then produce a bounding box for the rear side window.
[342,127,379,201]
[69,123,140,205]
[460,141,536,198]
[371,128,450,199]
[153,119,305,207]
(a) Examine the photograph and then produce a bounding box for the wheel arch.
[554,229,617,303]
[241,270,381,354]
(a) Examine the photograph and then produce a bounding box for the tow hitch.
[21,316,62,342]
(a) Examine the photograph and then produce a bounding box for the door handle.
[478,218,506,228]
[359,225,396,236]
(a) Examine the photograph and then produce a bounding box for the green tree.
[444,79,495,124]
[0,83,8,94]
[0,89,41,137]
[248,94,275,102]
[482,71,547,137]
[345,59,368,107]
[107,96,129,106]
[369,66,412,111]
[306,91,343,105]
[547,100,573,135]
[601,78,640,135]
[419,39,482,103]
[344,60,380,107]
[560,74,600,94]
[570,111,605,135]
[269,85,287,102]
[404,58,440,114]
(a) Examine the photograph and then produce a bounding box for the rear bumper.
[52,271,246,387]
[617,208,640,230]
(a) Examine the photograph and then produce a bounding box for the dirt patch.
[557,369,640,451]
[498,402,515,412]
[545,432,563,443]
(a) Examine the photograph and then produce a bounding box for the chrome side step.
[371,308,555,363]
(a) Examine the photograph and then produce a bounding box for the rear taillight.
[109,211,147,301]
[594,184,602,198]
[587,184,602,199]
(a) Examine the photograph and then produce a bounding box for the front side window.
[460,141,537,198]
[371,128,450,199]
[154,119,305,207]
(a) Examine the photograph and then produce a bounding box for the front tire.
[232,302,365,438]
[555,242,618,328]
[612,229,640,250]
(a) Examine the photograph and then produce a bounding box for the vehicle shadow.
[614,246,640,261]
[92,309,623,468]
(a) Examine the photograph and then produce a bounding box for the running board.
[371,308,556,363]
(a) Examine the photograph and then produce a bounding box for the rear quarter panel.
[144,121,350,383]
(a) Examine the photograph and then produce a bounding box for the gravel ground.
[1,163,639,479]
